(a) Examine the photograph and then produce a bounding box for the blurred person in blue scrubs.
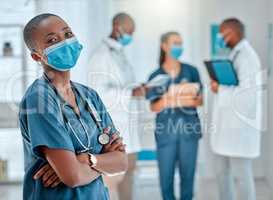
[88,13,146,200]
[19,13,128,200]
[210,18,266,200]
[146,32,203,200]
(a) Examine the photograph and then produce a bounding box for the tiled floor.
[135,178,272,200]
[0,179,271,200]
[134,161,273,200]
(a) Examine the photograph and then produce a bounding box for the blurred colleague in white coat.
[210,18,266,200]
[88,13,146,200]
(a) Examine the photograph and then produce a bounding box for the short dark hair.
[23,13,61,51]
[112,12,134,26]
[221,18,245,38]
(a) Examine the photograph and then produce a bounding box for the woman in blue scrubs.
[146,32,203,200]
[19,13,127,200]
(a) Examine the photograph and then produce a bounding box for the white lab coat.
[87,38,141,154]
[211,39,267,158]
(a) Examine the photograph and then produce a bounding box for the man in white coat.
[87,13,146,200]
[210,18,266,200]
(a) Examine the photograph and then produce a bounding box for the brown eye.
[47,38,58,44]
[65,32,73,38]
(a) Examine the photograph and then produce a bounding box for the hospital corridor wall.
[112,0,272,183]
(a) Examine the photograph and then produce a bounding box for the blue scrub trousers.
[157,137,199,200]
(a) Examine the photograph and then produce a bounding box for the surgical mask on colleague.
[42,37,83,71]
[170,45,184,60]
[118,33,133,46]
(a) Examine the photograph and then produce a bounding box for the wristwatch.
[88,153,98,167]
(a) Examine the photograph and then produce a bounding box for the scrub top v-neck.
[19,77,117,200]
[146,63,202,143]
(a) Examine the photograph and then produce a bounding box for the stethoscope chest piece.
[98,133,110,145]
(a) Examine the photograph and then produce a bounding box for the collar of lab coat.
[103,37,123,52]
[229,38,248,60]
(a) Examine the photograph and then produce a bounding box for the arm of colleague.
[169,83,200,96]
[39,148,101,188]
[193,95,203,106]
[210,80,219,93]
[150,91,203,113]
[132,84,147,97]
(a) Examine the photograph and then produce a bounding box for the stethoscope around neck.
[61,105,92,153]
[43,73,111,153]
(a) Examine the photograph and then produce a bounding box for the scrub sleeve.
[25,92,75,159]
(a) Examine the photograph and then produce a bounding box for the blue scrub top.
[19,76,116,200]
[146,63,202,146]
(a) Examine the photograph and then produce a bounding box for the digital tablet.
[204,60,239,86]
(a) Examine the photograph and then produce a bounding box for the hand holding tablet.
[204,60,239,86]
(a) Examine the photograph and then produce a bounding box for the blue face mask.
[170,45,184,60]
[118,33,133,46]
[43,37,83,71]
[216,33,227,49]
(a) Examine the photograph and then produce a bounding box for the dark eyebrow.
[44,27,70,38]
[62,27,70,31]
[45,32,56,37]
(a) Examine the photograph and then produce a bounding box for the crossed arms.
[150,83,203,112]
[34,133,127,188]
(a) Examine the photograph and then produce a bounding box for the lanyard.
[43,73,105,153]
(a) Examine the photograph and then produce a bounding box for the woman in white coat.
[210,18,266,200]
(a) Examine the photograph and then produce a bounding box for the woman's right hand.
[101,133,126,153]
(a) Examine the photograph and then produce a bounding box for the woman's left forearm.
[94,151,128,174]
